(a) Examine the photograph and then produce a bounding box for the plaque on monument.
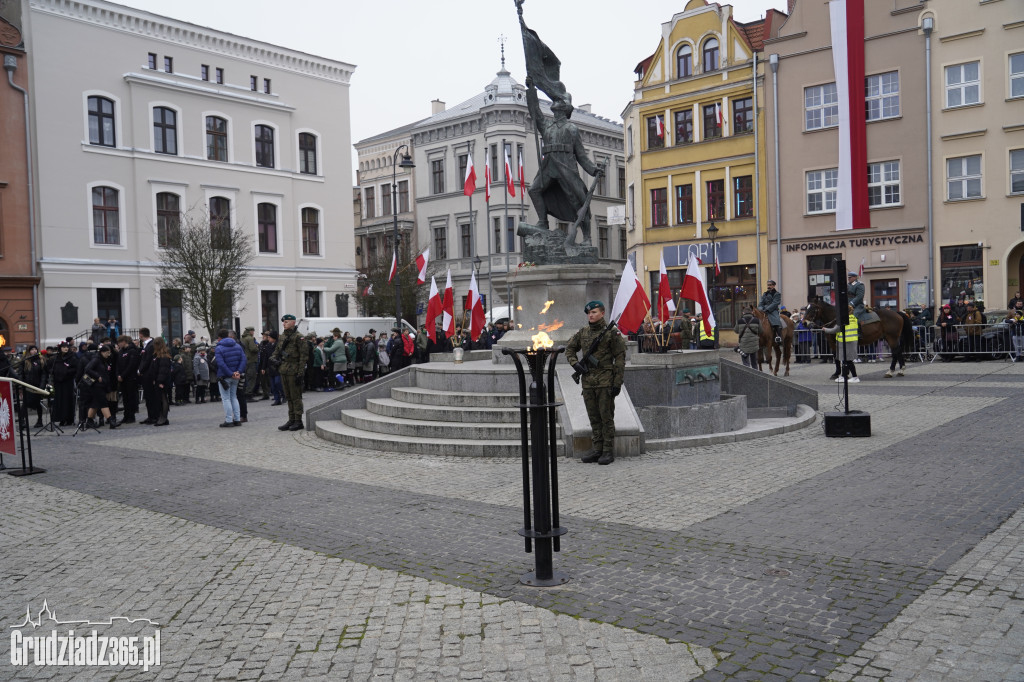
[60,302,78,325]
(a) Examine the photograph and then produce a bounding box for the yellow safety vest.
[699,323,714,341]
[835,314,858,343]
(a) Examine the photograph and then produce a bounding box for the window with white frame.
[805,83,838,130]
[1011,53,1024,99]
[92,186,120,245]
[867,161,901,208]
[946,155,982,200]
[865,71,899,121]
[945,61,980,108]
[806,169,838,214]
[153,106,177,155]
[1009,149,1023,194]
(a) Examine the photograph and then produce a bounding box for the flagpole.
[485,153,493,327]
[503,137,511,322]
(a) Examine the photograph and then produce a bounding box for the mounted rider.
[757,279,783,344]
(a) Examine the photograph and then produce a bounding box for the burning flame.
[540,300,554,314]
[0,333,5,348]
[531,331,554,350]
[537,320,564,332]
[516,306,522,311]
[517,323,522,329]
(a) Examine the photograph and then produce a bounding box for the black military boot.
[278,420,295,431]
[597,451,615,466]
[580,451,601,463]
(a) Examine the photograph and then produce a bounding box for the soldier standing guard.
[271,314,310,431]
[565,301,626,466]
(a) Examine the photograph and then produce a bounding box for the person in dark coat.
[83,345,120,429]
[147,337,173,426]
[50,341,79,426]
[757,280,783,344]
[115,335,140,423]
[18,346,46,428]
[138,327,158,424]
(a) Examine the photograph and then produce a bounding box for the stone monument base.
[518,223,598,265]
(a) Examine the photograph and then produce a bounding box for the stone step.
[412,362,520,393]
[340,409,546,441]
[391,386,522,408]
[315,420,536,457]
[366,397,521,423]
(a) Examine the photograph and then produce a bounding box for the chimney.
[431,99,446,115]
[577,103,592,113]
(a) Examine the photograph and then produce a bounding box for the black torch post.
[502,342,568,587]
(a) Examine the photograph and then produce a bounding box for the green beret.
[584,300,604,313]
[281,314,296,321]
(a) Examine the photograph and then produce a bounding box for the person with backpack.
[734,307,761,370]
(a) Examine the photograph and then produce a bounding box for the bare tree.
[356,243,425,324]
[154,207,255,340]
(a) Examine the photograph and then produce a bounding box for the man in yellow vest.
[824,310,860,383]
[697,316,716,349]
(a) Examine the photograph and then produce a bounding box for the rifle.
[571,320,618,384]
[564,164,605,248]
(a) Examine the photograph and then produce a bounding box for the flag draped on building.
[715,102,722,128]
[442,269,455,338]
[387,250,397,283]
[503,145,516,198]
[829,0,869,230]
[425,276,442,342]
[681,255,716,336]
[415,248,429,285]
[657,253,675,322]
[656,115,664,140]
[464,153,476,196]
[465,270,486,342]
[610,259,650,335]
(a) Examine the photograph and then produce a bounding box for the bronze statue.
[516,0,605,264]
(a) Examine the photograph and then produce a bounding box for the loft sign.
[662,240,739,268]
[786,234,923,252]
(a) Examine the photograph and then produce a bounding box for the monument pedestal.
[518,223,598,265]
[492,263,618,359]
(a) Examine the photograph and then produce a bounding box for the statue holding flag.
[515,0,605,265]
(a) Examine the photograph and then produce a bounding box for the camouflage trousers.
[582,386,615,454]
[281,373,304,424]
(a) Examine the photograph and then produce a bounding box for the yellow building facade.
[624,0,786,335]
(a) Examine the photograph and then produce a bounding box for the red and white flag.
[656,115,664,139]
[415,248,429,285]
[484,161,491,203]
[518,149,526,196]
[465,270,486,342]
[387,250,397,283]
[713,242,721,277]
[715,102,723,128]
[830,0,869,230]
[442,269,455,338]
[858,257,865,277]
[363,283,374,297]
[657,253,675,322]
[609,259,650,335]
[463,153,476,196]
[503,146,516,197]
[681,253,716,337]
[425,276,442,342]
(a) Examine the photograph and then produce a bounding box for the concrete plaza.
[1,357,1022,680]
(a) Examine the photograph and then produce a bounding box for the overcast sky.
[117,0,785,173]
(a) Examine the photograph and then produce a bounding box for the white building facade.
[23,0,357,343]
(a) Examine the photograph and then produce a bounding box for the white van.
[297,317,416,339]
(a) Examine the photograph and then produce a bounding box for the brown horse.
[751,307,794,376]
[803,298,913,377]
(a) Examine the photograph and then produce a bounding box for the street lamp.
[707,222,719,346]
[392,145,415,332]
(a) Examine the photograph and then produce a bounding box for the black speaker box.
[824,411,871,437]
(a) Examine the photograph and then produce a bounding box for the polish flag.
[415,248,429,285]
[425,276,442,342]
[518,149,526,196]
[713,242,721,277]
[609,259,650,335]
[830,0,869,230]
[715,102,723,128]
[657,253,675,322]
[442,269,455,338]
[387,250,397,283]
[681,254,716,336]
[656,115,664,139]
[465,270,486,342]
[463,153,476,196]
[363,283,374,297]
[503,146,516,197]
[484,162,491,203]
[858,256,865,278]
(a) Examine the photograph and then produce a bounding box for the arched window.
[87,96,116,147]
[677,45,692,78]
[153,106,177,155]
[301,207,320,256]
[257,202,278,253]
[210,196,231,249]
[703,38,719,72]
[206,116,228,161]
[156,192,181,247]
[92,186,120,245]
[299,133,318,175]
[255,124,275,168]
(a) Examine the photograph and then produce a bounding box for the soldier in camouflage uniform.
[271,314,310,431]
[565,300,626,465]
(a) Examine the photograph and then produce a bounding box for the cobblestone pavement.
[1,359,1022,680]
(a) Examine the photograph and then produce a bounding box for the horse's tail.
[899,311,913,351]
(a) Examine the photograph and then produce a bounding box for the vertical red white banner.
[829,0,869,230]
[0,381,16,456]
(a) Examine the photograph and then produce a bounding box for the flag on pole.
[681,254,716,337]
[656,115,664,140]
[387,250,397,283]
[609,259,650,335]
[518,149,526,196]
[658,253,675,322]
[425,276,442,342]
[503,145,516,197]
[465,270,486,342]
[484,161,491,203]
[829,0,869,230]
[715,102,722,128]
[713,242,721,277]
[463,152,476,196]
[415,248,429,285]
[858,256,865,278]
[363,283,374,296]
[442,269,455,338]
